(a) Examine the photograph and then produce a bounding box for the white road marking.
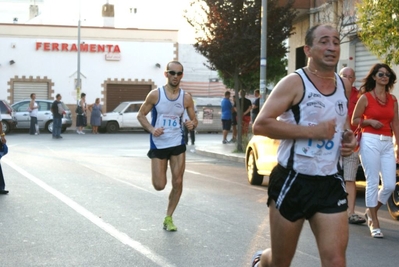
[3,158,176,267]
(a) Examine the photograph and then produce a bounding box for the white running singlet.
[150,87,185,149]
[277,68,348,176]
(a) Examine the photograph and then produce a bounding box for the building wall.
[0,24,178,110]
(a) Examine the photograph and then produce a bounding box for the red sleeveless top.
[362,92,396,136]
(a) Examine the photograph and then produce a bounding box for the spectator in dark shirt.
[252,89,260,123]
[234,90,252,135]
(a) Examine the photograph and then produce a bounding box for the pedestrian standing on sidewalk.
[183,93,197,145]
[339,67,366,225]
[250,23,356,267]
[234,90,252,135]
[29,93,39,135]
[352,63,399,238]
[252,89,260,123]
[221,90,233,144]
[0,113,8,195]
[51,94,65,139]
[76,93,87,134]
[137,60,197,232]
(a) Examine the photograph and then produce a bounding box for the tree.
[357,0,399,65]
[185,0,297,151]
[317,0,358,43]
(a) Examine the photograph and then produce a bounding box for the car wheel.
[247,149,263,185]
[46,121,53,133]
[387,182,399,220]
[1,121,10,134]
[106,122,119,133]
[61,127,67,133]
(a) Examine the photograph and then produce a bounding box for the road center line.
[3,158,176,267]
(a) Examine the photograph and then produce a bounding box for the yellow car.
[245,135,399,220]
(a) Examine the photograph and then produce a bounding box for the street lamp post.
[259,0,267,107]
[76,17,81,102]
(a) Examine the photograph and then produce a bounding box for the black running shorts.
[147,144,186,160]
[267,164,348,222]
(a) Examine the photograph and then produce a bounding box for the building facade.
[0,23,180,112]
[282,0,399,94]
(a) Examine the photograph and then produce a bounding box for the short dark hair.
[305,23,337,47]
[56,93,61,98]
[81,93,86,98]
[166,61,184,72]
[30,93,35,98]
[224,91,231,97]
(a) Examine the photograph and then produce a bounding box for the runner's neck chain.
[373,90,388,106]
[306,67,336,82]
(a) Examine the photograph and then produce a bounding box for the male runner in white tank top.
[137,61,197,231]
[251,24,357,267]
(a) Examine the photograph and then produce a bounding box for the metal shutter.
[13,82,49,103]
[106,84,151,112]
[354,43,381,88]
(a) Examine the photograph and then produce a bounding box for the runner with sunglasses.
[137,60,197,231]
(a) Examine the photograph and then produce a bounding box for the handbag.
[75,105,83,114]
[353,119,363,152]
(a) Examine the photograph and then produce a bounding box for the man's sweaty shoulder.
[145,88,160,105]
[268,72,304,108]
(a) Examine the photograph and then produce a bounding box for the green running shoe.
[163,216,177,231]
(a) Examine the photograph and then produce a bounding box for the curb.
[194,148,245,164]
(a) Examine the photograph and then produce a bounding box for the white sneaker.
[77,130,81,134]
[80,131,85,134]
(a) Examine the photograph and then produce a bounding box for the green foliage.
[221,56,287,92]
[357,0,399,65]
[185,0,296,85]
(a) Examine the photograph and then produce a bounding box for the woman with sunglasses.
[352,63,399,238]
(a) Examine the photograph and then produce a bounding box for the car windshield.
[112,102,130,113]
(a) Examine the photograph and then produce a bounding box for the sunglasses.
[167,70,183,76]
[376,72,391,78]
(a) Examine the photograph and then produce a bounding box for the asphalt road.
[0,131,398,267]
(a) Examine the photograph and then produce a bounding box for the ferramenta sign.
[35,42,121,53]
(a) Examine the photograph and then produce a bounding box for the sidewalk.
[192,141,245,164]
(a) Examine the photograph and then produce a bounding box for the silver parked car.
[11,99,72,133]
[0,99,18,134]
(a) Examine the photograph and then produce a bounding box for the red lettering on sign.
[61,43,68,51]
[35,42,121,53]
[52,43,59,51]
[97,45,105,52]
[105,44,112,52]
[43,42,50,51]
[35,42,42,50]
[70,44,78,52]
[89,44,96,52]
[113,45,120,53]
[81,43,88,52]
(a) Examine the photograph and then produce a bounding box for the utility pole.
[259,0,267,106]
[76,1,81,103]
[76,18,81,101]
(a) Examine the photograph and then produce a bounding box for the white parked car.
[99,101,150,133]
